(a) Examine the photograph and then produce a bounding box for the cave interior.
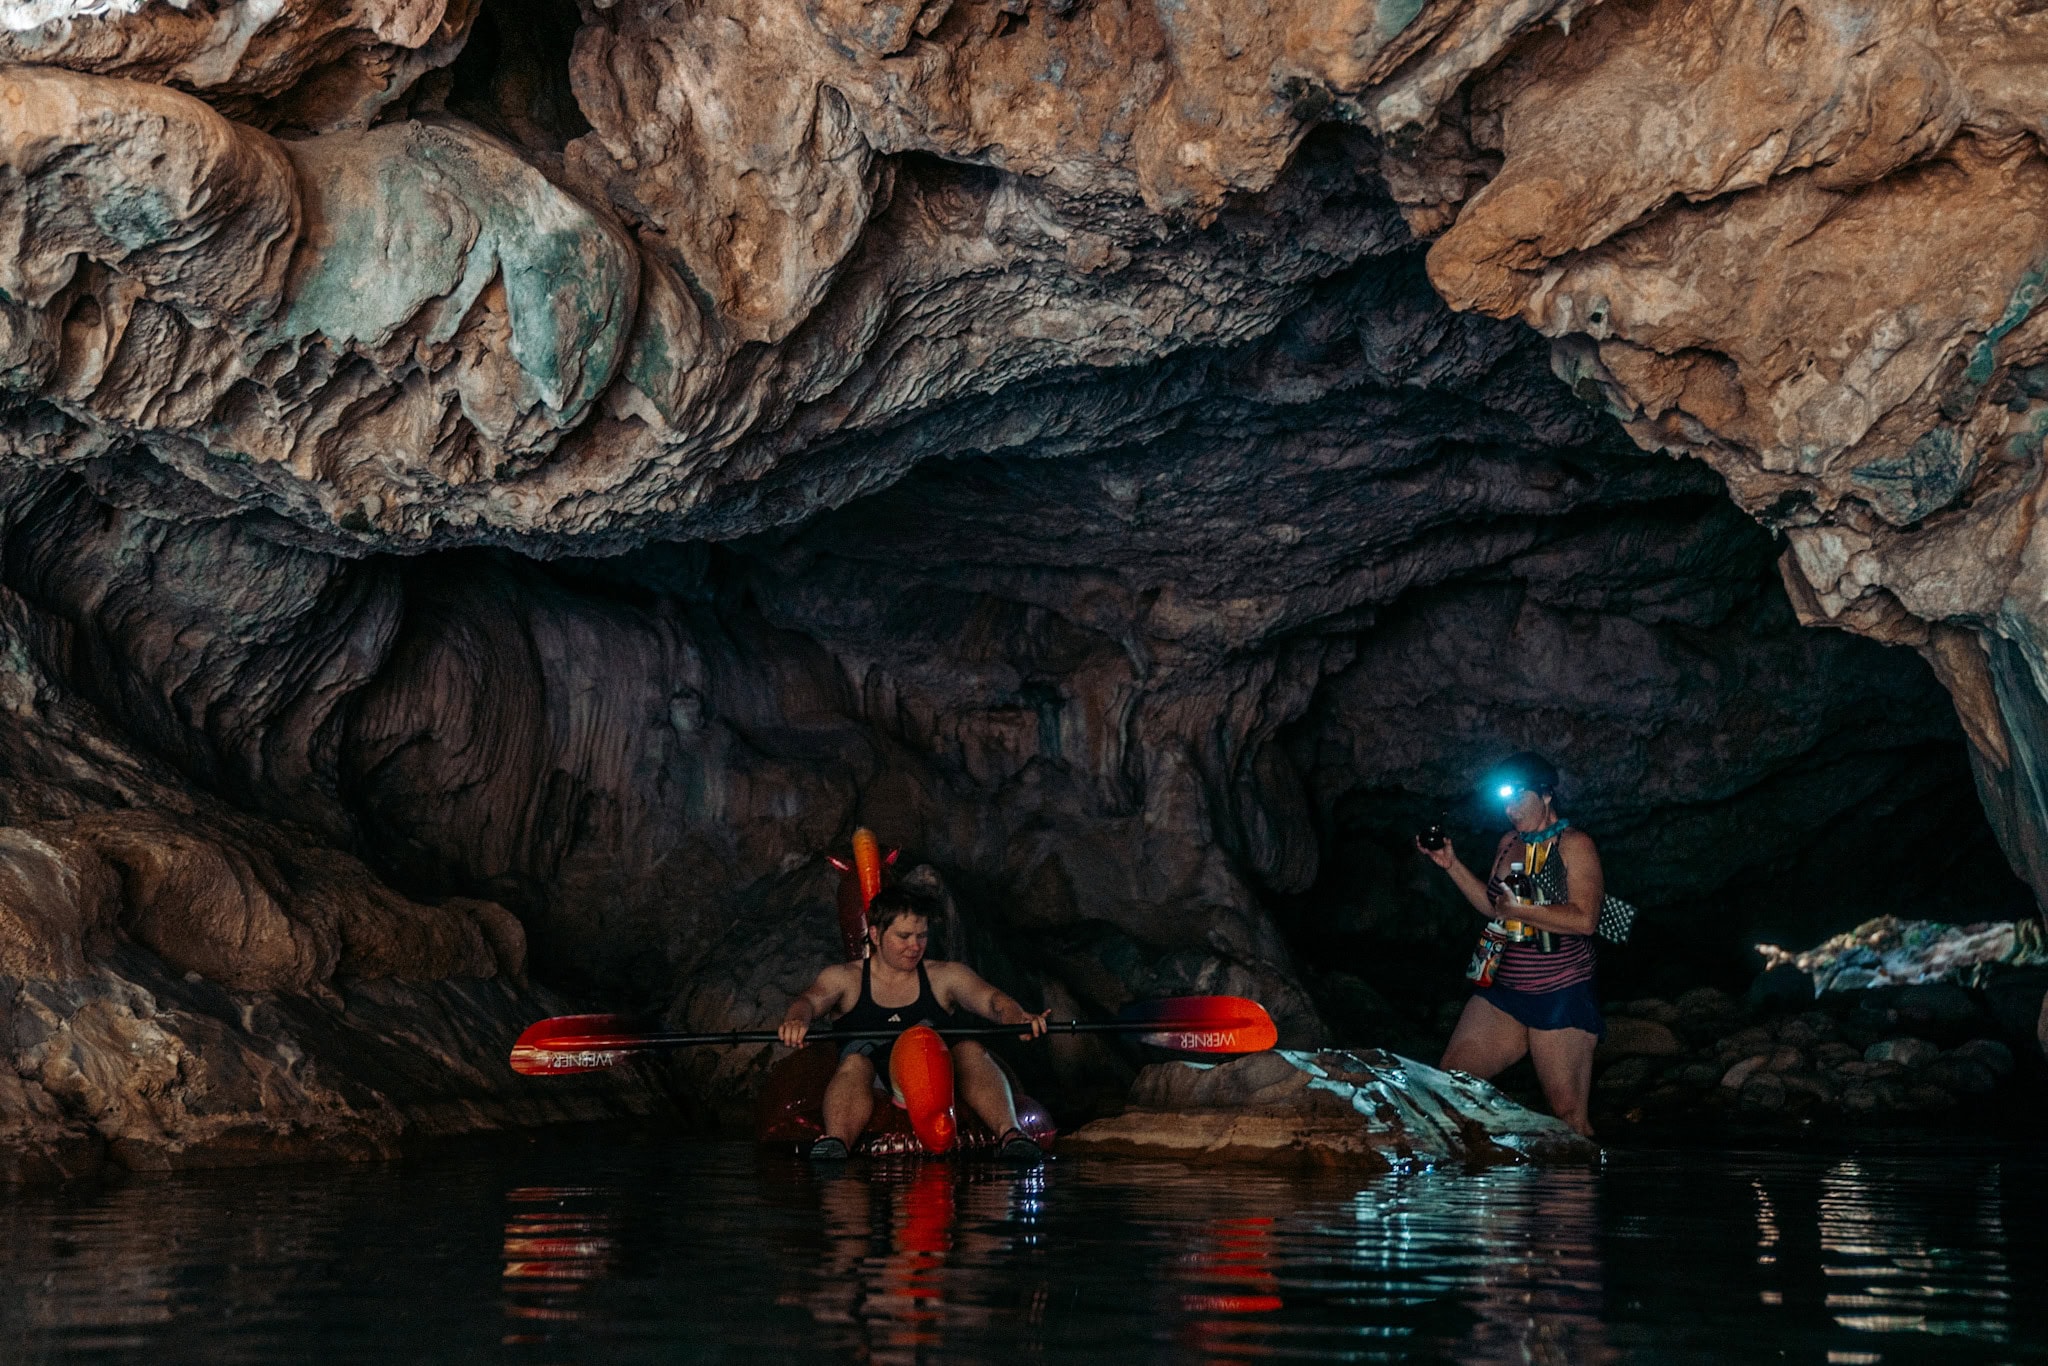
[2,0,2045,1166]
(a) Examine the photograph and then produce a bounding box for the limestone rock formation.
[1397,0,2048,904]
[1061,1049,1596,1168]
[1,0,2046,1172]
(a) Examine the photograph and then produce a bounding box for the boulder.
[1062,1050,1597,1170]
[1720,1055,1771,1090]
[1764,1045,1808,1074]
[1813,1042,1862,1070]
[1775,1013,1839,1047]
[1981,970,2048,1049]
[1596,1017,1684,1061]
[1674,987,1739,1016]
[1865,1037,1940,1068]
[1618,998,1683,1026]
[1718,1025,1775,1057]
[1780,1073,1837,1105]
[1922,1057,1999,1099]
[1949,1038,2016,1080]
[1596,1057,1656,1092]
[1676,1063,1724,1088]
[1749,965,1814,1012]
[1872,984,1991,1042]
[1900,1085,1959,1114]
[1739,1073,1788,1111]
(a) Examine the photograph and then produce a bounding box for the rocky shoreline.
[1587,974,2048,1132]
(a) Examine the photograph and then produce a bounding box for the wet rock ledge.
[1062,1050,1595,1172]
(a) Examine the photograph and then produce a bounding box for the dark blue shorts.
[1476,980,1605,1038]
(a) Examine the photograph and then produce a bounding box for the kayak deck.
[755,1042,1057,1155]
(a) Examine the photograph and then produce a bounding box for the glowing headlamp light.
[1497,784,1515,799]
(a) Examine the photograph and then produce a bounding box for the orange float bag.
[887,1023,957,1154]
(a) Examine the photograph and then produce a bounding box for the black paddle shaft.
[546,1019,1197,1051]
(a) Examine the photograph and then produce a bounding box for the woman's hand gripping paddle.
[508,994,1279,1076]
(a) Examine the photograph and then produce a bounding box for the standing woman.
[1418,752,1604,1137]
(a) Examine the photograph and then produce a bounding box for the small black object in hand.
[1417,823,1447,851]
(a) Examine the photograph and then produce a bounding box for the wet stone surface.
[1063,1049,1596,1170]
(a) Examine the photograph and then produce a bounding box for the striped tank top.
[1493,834,1596,993]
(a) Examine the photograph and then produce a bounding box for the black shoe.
[996,1128,1044,1165]
[808,1136,850,1160]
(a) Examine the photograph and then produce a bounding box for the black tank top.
[835,960,956,1036]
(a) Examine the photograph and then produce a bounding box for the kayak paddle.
[509,994,1278,1076]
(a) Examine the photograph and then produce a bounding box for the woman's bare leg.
[1527,1026,1599,1137]
[1440,995,1530,1079]
[823,1052,878,1144]
[951,1040,1023,1135]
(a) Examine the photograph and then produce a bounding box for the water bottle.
[1500,862,1538,942]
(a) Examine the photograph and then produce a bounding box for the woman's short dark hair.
[867,887,929,934]
[1492,751,1560,797]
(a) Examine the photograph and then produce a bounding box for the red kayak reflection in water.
[498,1186,617,1347]
[791,1160,1054,1364]
[1180,1215,1286,1316]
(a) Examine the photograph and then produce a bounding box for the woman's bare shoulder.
[814,961,860,991]
[1559,827,1599,855]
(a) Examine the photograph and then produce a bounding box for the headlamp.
[1497,784,1515,800]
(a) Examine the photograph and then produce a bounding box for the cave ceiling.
[0,0,2042,1163]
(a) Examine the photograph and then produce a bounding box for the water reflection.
[500,1185,617,1347]
[789,1160,1048,1362]
[1815,1159,2012,1343]
[0,1139,2042,1363]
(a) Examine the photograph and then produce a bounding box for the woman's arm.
[778,965,855,1046]
[1500,830,1602,937]
[1419,833,1513,917]
[932,963,1049,1037]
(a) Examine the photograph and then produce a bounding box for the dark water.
[3,1132,2043,1364]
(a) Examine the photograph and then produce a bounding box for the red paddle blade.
[509,1014,641,1076]
[1118,995,1278,1053]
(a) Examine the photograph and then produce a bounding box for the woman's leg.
[1440,994,1530,1079]
[951,1040,1022,1136]
[1526,1026,1599,1138]
[823,1051,878,1144]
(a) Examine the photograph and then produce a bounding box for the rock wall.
[1396,0,2048,903]
[0,0,2045,1166]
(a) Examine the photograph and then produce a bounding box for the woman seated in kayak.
[778,888,1049,1160]
[1417,751,1604,1138]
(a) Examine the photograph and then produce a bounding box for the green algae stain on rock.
[1376,0,1427,37]
[280,123,637,450]
[1967,262,2048,388]
[88,189,181,253]
[1851,426,1977,525]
